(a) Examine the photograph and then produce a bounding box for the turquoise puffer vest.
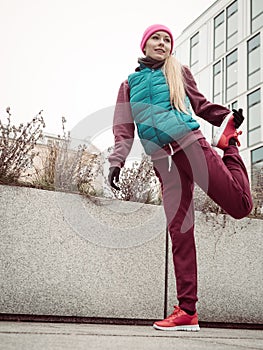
[128,67,200,155]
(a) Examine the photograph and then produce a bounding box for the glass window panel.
[251,0,263,32]
[226,51,238,101]
[254,160,263,169]
[249,47,260,72]
[227,64,238,83]
[213,94,222,104]
[227,33,238,51]
[214,62,221,75]
[251,145,263,191]
[248,36,261,88]
[251,0,263,18]
[214,75,221,94]
[252,13,263,32]
[248,89,261,106]
[248,103,261,129]
[248,89,261,146]
[215,25,224,46]
[191,33,199,46]
[249,71,261,89]
[251,158,263,188]
[248,128,261,145]
[227,1,238,17]
[227,12,238,36]
[190,32,199,68]
[226,84,237,101]
[213,62,222,102]
[232,101,238,110]
[252,146,263,164]
[227,1,238,50]
[215,11,224,27]
[191,45,199,66]
[214,12,225,59]
[214,43,225,59]
[227,61,238,85]
[227,50,238,66]
[248,34,260,52]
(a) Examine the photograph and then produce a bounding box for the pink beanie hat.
[140,24,174,54]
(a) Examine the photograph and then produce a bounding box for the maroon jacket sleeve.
[108,80,135,168]
[183,66,231,127]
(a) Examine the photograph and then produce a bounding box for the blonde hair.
[163,55,188,113]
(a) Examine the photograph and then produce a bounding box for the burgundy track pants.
[153,138,253,312]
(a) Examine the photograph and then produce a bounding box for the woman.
[108,24,253,331]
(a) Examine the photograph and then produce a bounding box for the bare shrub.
[32,117,103,196]
[0,107,45,184]
[32,142,58,190]
[194,175,263,219]
[250,164,263,218]
[109,154,161,204]
[194,186,225,217]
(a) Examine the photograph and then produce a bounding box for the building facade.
[174,0,263,187]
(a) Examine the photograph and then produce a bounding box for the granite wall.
[0,185,262,324]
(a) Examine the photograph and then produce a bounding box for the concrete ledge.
[168,211,263,324]
[0,184,262,324]
[0,185,166,320]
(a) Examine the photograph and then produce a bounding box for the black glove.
[108,167,121,191]
[232,108,244,129]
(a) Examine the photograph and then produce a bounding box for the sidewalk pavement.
[0,321,262,350]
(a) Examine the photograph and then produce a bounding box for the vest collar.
[135,56,165,71]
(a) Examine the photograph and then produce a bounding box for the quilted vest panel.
[128,67,200,154]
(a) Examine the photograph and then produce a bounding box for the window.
[228,101,238,110]
[190,32,199,70]
[213,61,222,103]
[248,34,261,89]
[214,11,225,59]
[251,146,263,191]
[231,101,238,110]
[226,50,238,102]
[248,89,261,146]
[214,2,238,58]
[227,1,238,51]
[251,0,263,33]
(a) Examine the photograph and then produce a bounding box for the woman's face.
[144,31,172,61]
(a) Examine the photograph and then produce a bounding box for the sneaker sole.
[153,324,200,331]
[211,112,233,147]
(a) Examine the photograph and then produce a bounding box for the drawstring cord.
[168,156,172,172]
[168,144,174,172]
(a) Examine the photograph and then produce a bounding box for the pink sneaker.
[153,305,200,331]
[212,113,242,150]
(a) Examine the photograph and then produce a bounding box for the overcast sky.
[0,0,216,143]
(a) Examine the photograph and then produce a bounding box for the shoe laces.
[166,305,184,320]
[233,130,242,146]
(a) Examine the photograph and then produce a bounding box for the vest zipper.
[148,69,154,105]
[148,69,156,137]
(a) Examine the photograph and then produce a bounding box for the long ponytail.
[163,55,188,113]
